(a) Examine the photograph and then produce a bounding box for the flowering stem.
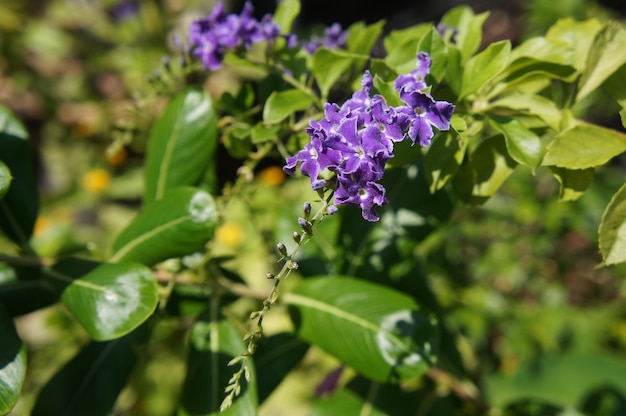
[220,191,334,411]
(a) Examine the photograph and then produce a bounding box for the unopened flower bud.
[276,242,287,257]
[298,217,313,235]
[292,231,300,243]
[325,205,338,215]
[266,272,275,279]
[161,55,171,71]
[303,202,312,219]
[287,260,299,270]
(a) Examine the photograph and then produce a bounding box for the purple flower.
[302,23,349,53]
[397,89,455,146]
[189,1,280,70]
[284,52,455,222]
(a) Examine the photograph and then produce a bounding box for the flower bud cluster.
[284,52,455,221]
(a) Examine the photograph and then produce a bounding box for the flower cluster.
[284,52,455,222]
[189,1,280,70]
[301,23,349,53]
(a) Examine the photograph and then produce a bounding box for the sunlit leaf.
[550,167,595,202]
[440,6,489,62]
[0,105,38,247]
[487,93,562,130]
[263,89,315,124]
[542,124,626,169]
[545,18,603,72]
[31,324,151,416]
[417,28,448,84]
[313,48,367,99]
[179,305,257,415]
[460,40,511,100]
[273,0,300,33]
[346,20,385,56]
[577,21,626,102]
[143,87,218,202]
[0,306,26,415]
[285,277,438,382]
[383,24,431,74]
[59,262,158,341]
[489,115,543,170]
[110,187,217,265]
[599,182,626,265]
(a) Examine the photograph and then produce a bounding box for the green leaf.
[487,93,562,130]
[346,20,385,56]
[599,182,626,265]
[453,135,518,205]
[0,160,11,199]
[179,305,257,415]
[383,24,432,74]
[110,187,217,265]
[542,124,626,169]
[486,353,626,408]
[550,167,595,202]
[31,324,151,416]
[0,306,26,415]
[273,0,300,34]
[460,40,511,100]
[59,262,158,341]
[313,48,367,99]
[489,115,543,170]
[0,279,57,316]
[250,123,281,144]
[578,21,626,102]
[440,6,489,62]
[285,276,438,382]
[143,87,218,202]
[424,131,467,193]
[0,105,38,247]
[545,18,603,72]
[255,332,309,404]
[263,89,315,124]
[417,28,448,84]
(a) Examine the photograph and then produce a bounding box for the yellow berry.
[215,222,244,249]
[257,166,285,186]
[81,168,111,193]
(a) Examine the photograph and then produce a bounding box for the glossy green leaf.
[255,332,309,403]
[440,6,489,62]
[599,182,626,265]
[0,306,26,415]
[313,48,366,99]
[545,18,603,72]
[486,353,626,408]
[31,323,151,416]
[179,305,257,415]
[263,89,315,124]
[285,276,438,382]
[488,93,562,130]
[417,28,448,84]
[490,115,543,170]
[542,124,626,169]
[110,187,217,265]
[0,105,38,247]
[424,131,467,193]
[143,87,218,202]
[509,36,573,67]
[578,21,626,102]
[460,40,511,100]
[59,262,158,341]
[550,167,595,202]
[250,123,281,144]
[273,0,300,33]
[0,160,11,199]
[346,20,385,56]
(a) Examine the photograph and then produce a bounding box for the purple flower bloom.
[397,89,455,146]
[189,1,280,70]
[284,52,455,222]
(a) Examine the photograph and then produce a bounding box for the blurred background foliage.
[1,0,626,415]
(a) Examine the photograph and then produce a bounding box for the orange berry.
[81,168,111,193]
[257,166,285,186]
[106,147,128,166]
[215,222,244,249]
